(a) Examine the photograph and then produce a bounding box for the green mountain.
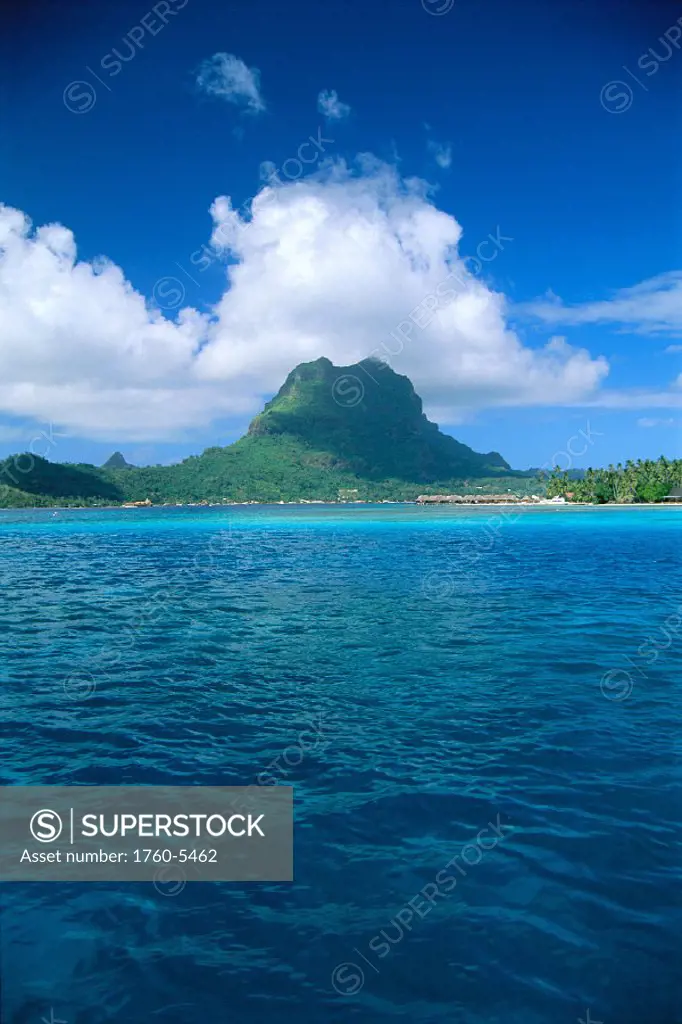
[0,454,123,506]
[103,451,134,469]
[248,358,509,480]
[0,358,521,507]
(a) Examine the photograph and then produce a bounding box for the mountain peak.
[102,451,133,469]
[247,358,509,482]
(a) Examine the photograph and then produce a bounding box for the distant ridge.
[102,451,134,469]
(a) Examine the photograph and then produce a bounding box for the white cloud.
[198,161,608,419]
[665,344,682,353]
[572,386,682,410]
[317,89,350,121]
[0,161,621,442]
[0,206,230,440]
[259,160,278,183]
[0,424,35,444]
[637,417,676,428]
[522,271,682,335]
[427,139,452,169]
[196,53,265,113]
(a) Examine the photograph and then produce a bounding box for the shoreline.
[2,501,682,513]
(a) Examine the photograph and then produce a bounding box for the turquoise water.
[1,504,681,1023]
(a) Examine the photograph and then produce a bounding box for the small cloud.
[259,160,278,183]
[637,417,676,428]
[317,89,351,121]
[665,344,682,353]
[0,424,32,444]
[427,138,452,169]
[196,53,265,113]
[545,335,570,353]
[522,270,682,335]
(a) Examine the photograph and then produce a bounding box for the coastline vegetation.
[2,454,679,509]
[0,444,537,508]
[545,458,681,504]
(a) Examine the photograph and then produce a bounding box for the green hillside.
[0,454,123,505]
[248,357,509,480]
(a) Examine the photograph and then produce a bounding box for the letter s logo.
[30,809,63,842]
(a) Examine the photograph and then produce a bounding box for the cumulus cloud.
[637,417,676,428]
[0,160,617,441]
[522,271,682,335]
[198,161,608,418]
[427,139,452,169]
[196,53,265,113]
[0,205,230,440]
[317,89,350,121]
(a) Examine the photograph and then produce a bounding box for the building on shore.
[415,494,567,505]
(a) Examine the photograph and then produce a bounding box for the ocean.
[1,504,680,1024]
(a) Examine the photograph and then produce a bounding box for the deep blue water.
[1,504,681,1024]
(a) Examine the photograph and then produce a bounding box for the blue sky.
[0,0,680,470]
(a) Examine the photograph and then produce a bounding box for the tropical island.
[0,357,679,508]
